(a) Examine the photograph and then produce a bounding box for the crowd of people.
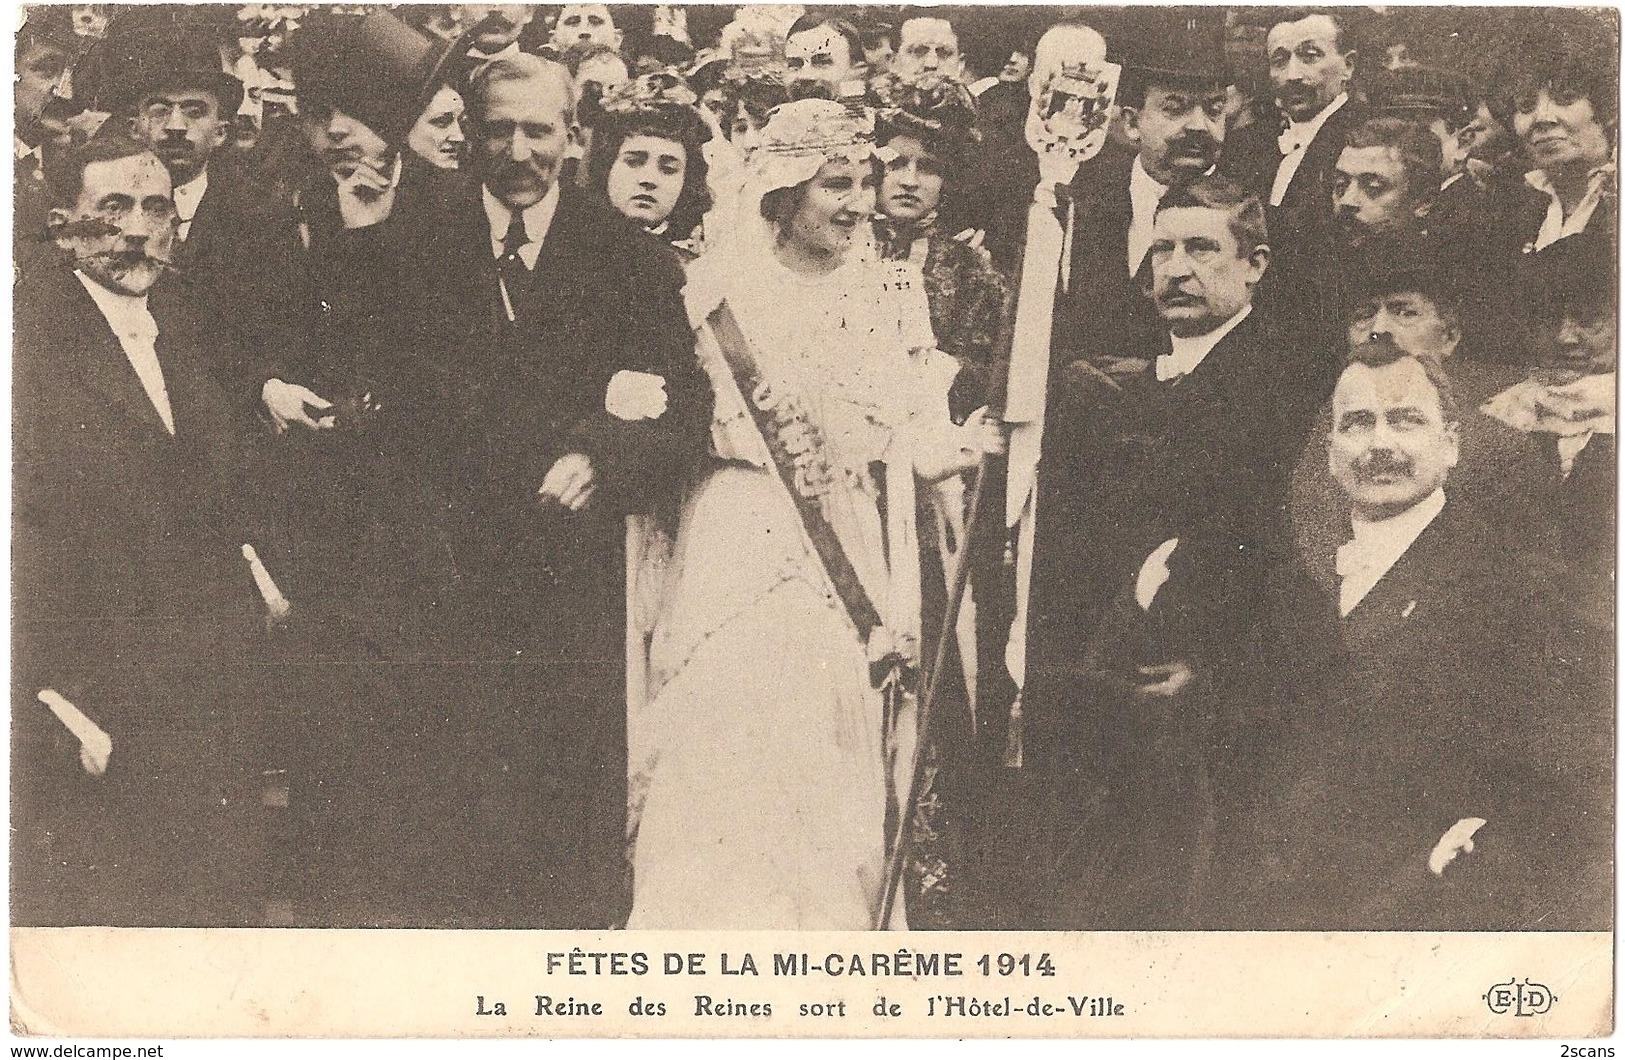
[11,3,1615,932]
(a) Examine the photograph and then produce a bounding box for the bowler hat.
[285,9,465,147]
[77,20,244,117]
[1346,238,1462,313]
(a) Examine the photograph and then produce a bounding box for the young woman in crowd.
[405,82,466,170]
[586,72,712,256]
[626,99,1002,929]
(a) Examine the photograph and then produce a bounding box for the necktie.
[497,211,529,321]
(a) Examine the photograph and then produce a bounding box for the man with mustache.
[1222,9,1360,212]
[1021,175,1329,928]
[336,51,710,927]
[14,134,286,925]
[1331,117,1439,252]
[458,4,539,63]
[1200,340,1589,930]
[1221,9,1362,355]
[1023,12,1234,764]
[1049,9,1233,373]
[86,18,310,424]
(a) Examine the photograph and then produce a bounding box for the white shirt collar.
[1157,303,1251,382]
[1271,92,1348,207]
[1127,155,1171,275]
[482,182,560,270]
[1281,92,1347,147]
[1524,161,1616,251]
[173,168,209,239]
[74,270,175,435]
[1337,487,1446,616]
[969,76,999,98]
[75,268,154,335]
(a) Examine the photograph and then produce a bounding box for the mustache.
[788,79,838,102]
[1167,133,1219,158]
[69,246,184,274]
[1354,453,1413,479]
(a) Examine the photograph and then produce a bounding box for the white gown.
[625,245,961,929]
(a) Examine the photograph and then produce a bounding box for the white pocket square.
[606,370,668,421]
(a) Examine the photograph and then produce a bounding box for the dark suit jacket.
[357,176,712,650]
[1207,498,1603,930]
[1049,144,1165,370]
[171,150,311,408]
[281,177,711,927]
[12,265,275,926]
[1223,101,1362,355]
[1221,99,1360,217]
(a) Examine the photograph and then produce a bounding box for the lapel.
[459,180,580,334]
[1280,102,1357,207]
[514,185,583,331]
[1163,307,1260,400]
[1341,499,1459,648]
[175,168,223,268]
[1066,145,1135,266]
[58,271,178,440]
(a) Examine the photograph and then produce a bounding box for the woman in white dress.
[626,99,1001,929]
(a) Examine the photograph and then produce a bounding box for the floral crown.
[598,70,700,116]
[871,71,981,151]
[756,98,877,164]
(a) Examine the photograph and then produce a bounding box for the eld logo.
[1484,978,1557,1017]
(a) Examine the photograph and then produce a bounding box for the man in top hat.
[1018,11,1233,749]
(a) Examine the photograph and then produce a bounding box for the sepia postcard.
[8,0,1617,1042]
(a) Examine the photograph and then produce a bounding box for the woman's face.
[780,156,877,260]
[1512,85,1612,173]
[606,133,687,227]
[407,86,466,170]
[880,133,945,223]
[729,104,765,158]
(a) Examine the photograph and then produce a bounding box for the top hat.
[76,17,244,117]
[285,9,466,147]
[1122,8,1230,95]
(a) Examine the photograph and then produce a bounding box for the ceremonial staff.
[876,57,1120,929]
